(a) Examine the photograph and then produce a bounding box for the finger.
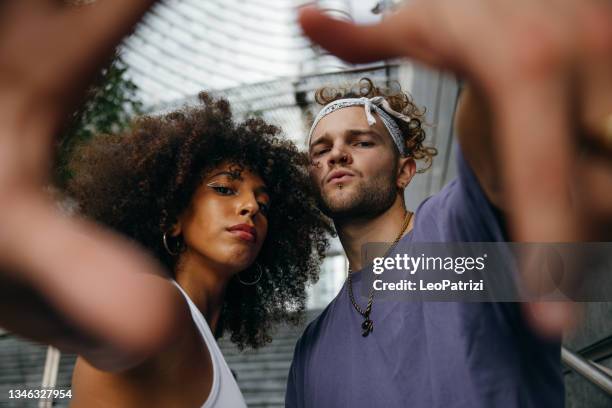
[490,1,591,336]
[10,0,158,129]
[576,2,612,149]
[60,0,156,49]
[495,99,578,240]
[486,2,582,242]
[576,152,612,237]
[0,194,182,356]
[298,5,451,68]
[490,56,582,335]
[491,57,579,242]
[523,301,580,339]
[46,0,157,91]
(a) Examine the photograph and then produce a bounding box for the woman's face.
[176,162,270,275]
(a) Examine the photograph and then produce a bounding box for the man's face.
[308,106,400,221]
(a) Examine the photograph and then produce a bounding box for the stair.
[218,311,320,408]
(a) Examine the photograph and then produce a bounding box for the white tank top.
[173,282,247,408]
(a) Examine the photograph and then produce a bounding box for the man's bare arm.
[297,1,612,335]
[454,85,504,209]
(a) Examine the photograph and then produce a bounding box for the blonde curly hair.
[314,77,437,172]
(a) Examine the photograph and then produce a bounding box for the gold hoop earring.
[238,263,263,286]
[162,231,183,256]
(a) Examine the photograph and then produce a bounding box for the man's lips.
[326,169,355,184]
[227,224,257,243]
[329,175,354,184]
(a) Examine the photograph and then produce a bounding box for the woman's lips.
[229,229,256,243]
[227,224,257,243]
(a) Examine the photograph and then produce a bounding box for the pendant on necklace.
[361,318,373,337]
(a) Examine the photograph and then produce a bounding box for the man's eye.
[211,185,236,195]
[313,148,329,157]
[355,141,374,147]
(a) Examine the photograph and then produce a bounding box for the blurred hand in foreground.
[0,0,183,370]
[299,0,612,337]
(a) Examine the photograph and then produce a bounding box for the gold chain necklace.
[347,211,412,337]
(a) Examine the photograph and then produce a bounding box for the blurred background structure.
[1,0,610,407]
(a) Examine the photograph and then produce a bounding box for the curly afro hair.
[66,92,333,350]
[315,77,437,172]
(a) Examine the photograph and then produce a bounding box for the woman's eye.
[211,185,236,195]
[313,148,329,157]
[355,141,374,147]
[258,202,270,216]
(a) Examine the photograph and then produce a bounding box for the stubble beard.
[316,171,398,222]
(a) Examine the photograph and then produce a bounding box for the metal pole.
[39,346,61,408]
[562,346,612,396]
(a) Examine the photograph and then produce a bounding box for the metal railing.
[562,344,612,396]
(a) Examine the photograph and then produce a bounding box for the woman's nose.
[238,194,259,217]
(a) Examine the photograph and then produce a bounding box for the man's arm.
[297,0,612,335]
[454,85,504,209]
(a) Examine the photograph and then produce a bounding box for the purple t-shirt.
[285,149,563,408]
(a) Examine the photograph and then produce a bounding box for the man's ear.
[397,156,417,190]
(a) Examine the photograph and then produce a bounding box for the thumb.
[298,6,430,64]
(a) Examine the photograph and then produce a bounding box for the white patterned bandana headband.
[308,96,410,156]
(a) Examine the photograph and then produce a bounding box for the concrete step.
[237,379,287,393]
[227,360,292,372]
[218,337,300,350]
[221,343,297,356]
[244,393,286,407]
[224,351,294,364]
[230,368,289,382]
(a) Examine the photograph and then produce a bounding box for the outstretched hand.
[299,0,612,336]
[0,0,184,371]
